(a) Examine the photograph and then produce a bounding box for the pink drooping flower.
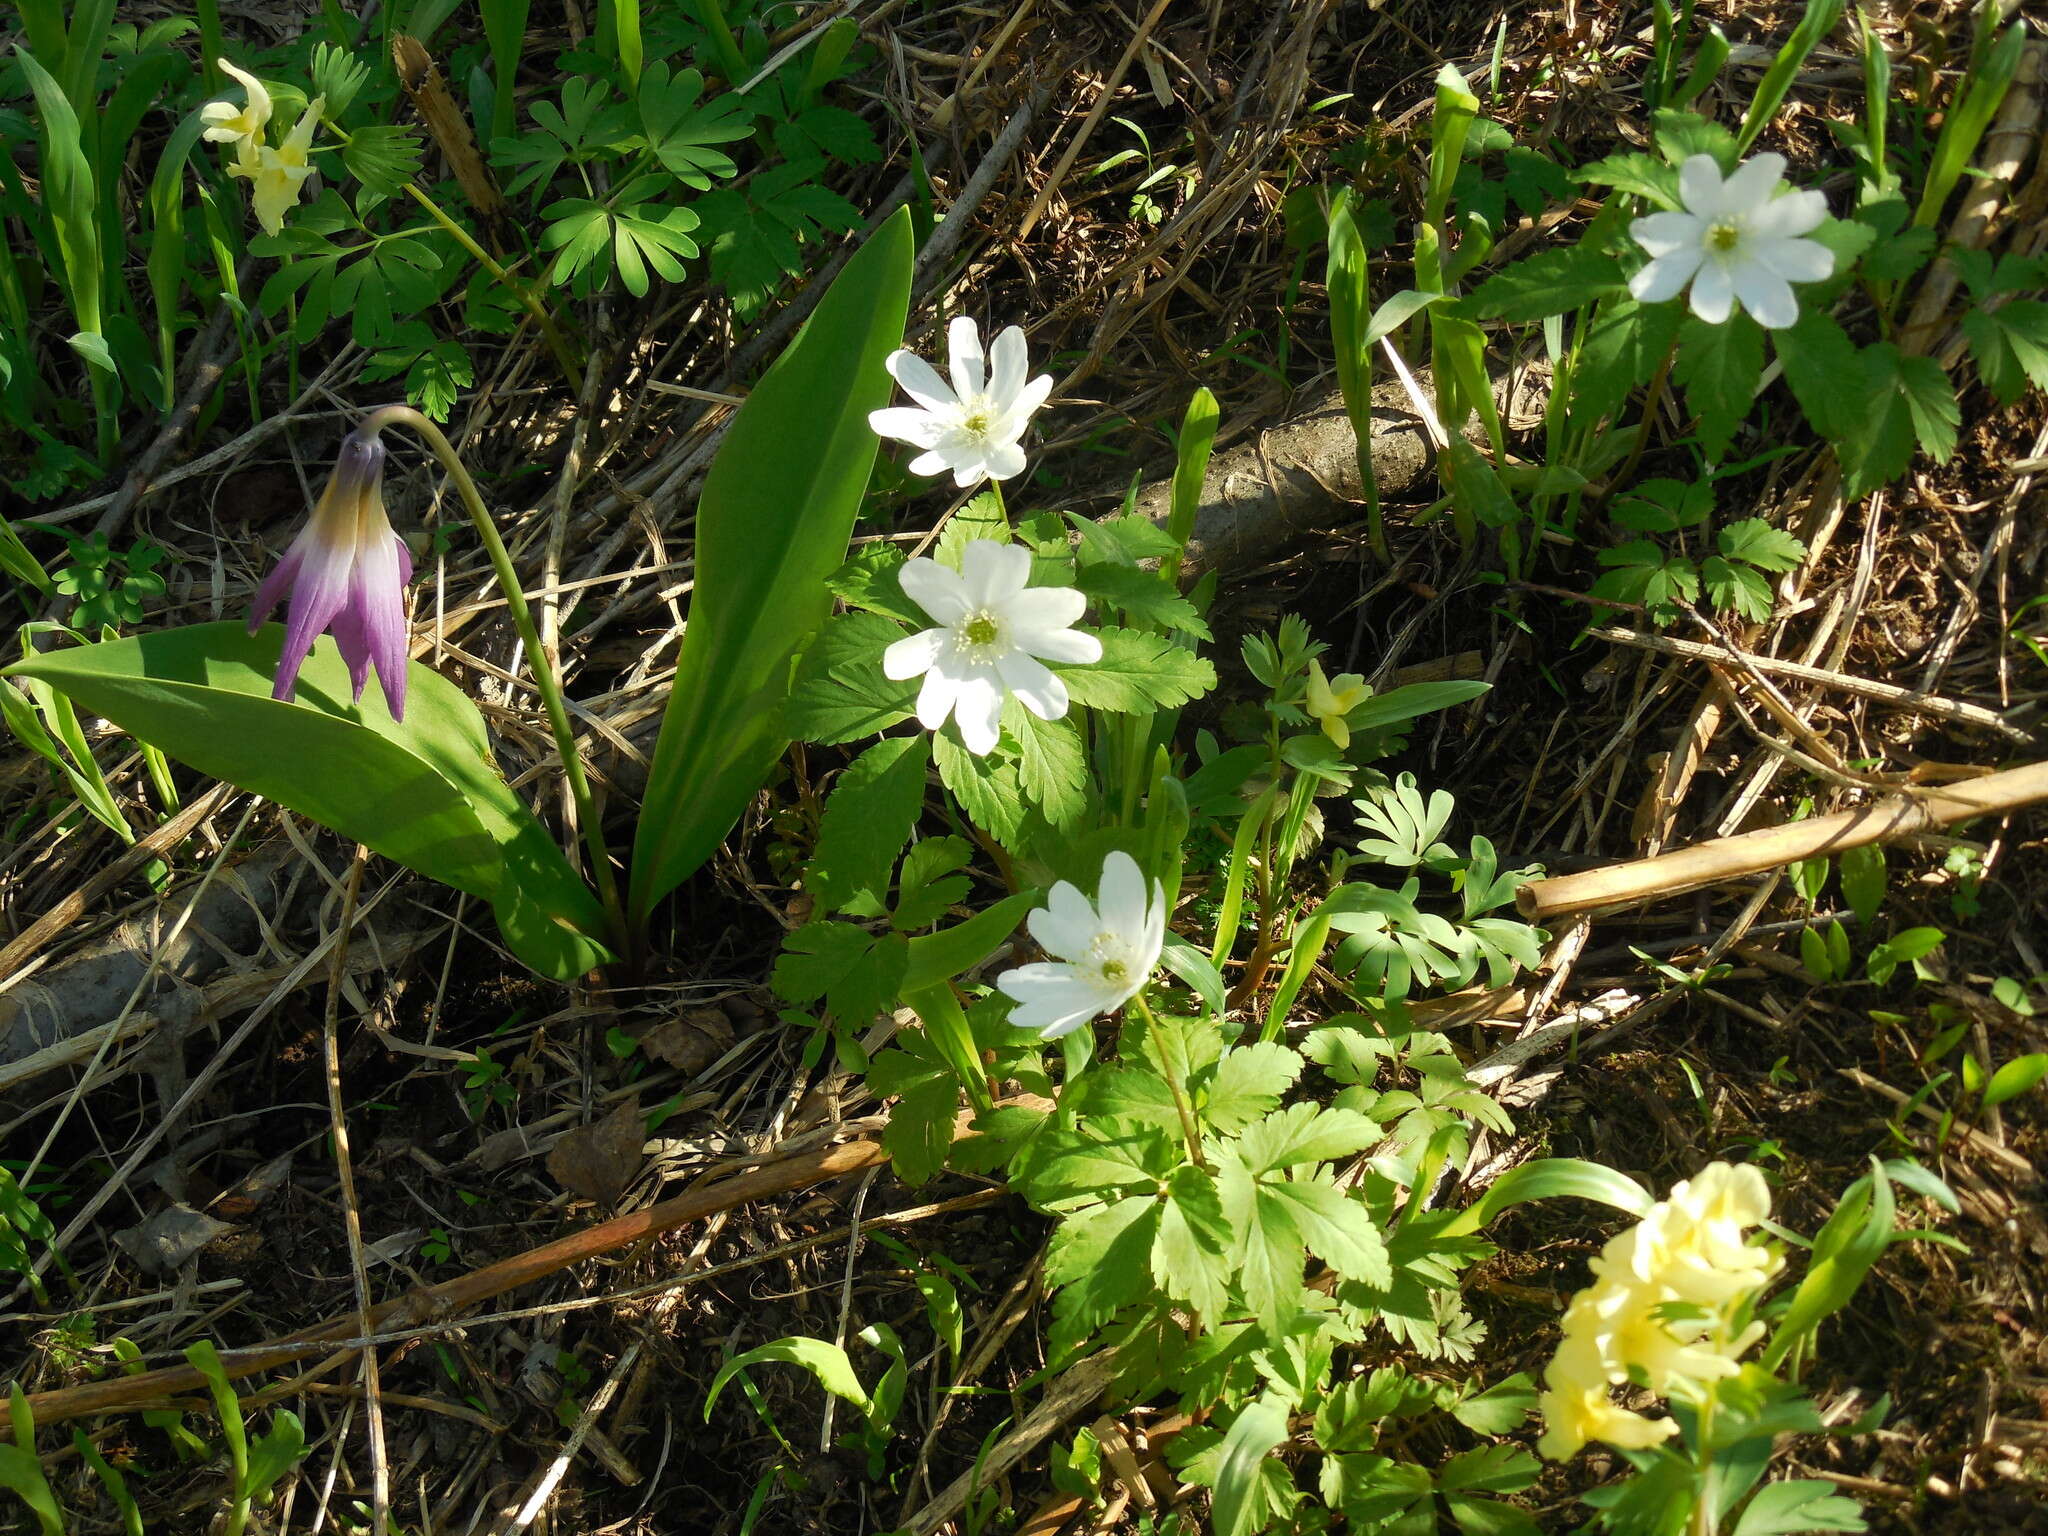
[250,427,413,719]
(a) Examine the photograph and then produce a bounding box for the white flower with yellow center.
[231,95,325,235]
[201,59,272,169]
[1628,153,1833,330]
[884,538,1101,756]
[997,852,1166,1037]
[869,317,1053,487]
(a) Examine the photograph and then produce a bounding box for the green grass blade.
[481,0,533,146]
[1737,0,1845,153]
[627,209,913,927]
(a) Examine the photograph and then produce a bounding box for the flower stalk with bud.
[254,406,625,946]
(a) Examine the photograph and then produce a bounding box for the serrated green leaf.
[1009,705,1088,829]
[1842,342,1959,494]
[786,612,918,744]
[1466,244,1624,322]
[805,734,930,912]
[1152,1164,1234,1319]
[1204,1042,1302,1133]
[1235,1101,1381,1173]
[933,730,1026,844]
[1057,627,1216,713]
[827,544,927,625]
[1578,151,1678,205]
[1773,307,1863,442]
[1729,1478,1869,1535]
[1961,299,2048,407]
[1265,1175,1391,1287]
[1075,562,1211,638]
[1673,312,1765,460]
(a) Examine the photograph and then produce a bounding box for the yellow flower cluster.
[1537,1162,1780,1461]
[202,59,324,235]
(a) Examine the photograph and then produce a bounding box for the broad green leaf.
[1983,1053,2048,1108]
[804,735,930,912]
[703,1337,869,1420]
[1204,1042,1302,1133]
[631,209,913,926]
[0,1443,62,1536]
[1729,1478,1868,1534]
[1773,308,1862,442]
[1057,627,1217,713]
[1152,1164,1234,1320]
[1166,387,1220,582]
[901,889,1036,992]
[1465,244,1624,322]
[1210,1397,1292,1536]
[1674,312,1764,460]
[1839,842,1885,927]
[1445,1156,1654,1235]
[244,1411,306,1504]
[785,612,917,743]
[7,624,610,979]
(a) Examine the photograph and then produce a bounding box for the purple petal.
[353,532,411,719]
[249,542,305,630]
[271,540,355,703]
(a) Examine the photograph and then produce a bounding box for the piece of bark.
[1130,377,1500,574]
[0,851,291,1071]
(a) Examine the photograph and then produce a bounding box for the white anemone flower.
[869,317,1053,487]
[997,852,1166,1037]
[884,538,1102,756]
[1628,153,1833,330]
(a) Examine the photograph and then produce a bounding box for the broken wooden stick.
[1516,760,2048,922]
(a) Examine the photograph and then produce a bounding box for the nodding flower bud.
[250,423,414,720]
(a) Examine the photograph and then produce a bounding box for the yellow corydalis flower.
[201,59,272,169]
[1304,658,1370,749]
[230,95,325,235]
[1537,1162,1780,1462]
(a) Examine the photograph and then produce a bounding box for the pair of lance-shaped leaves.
[10,207,918,975]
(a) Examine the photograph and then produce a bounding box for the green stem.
[402,182,585,395]
[362,405,626,951]
[1133,992,1209,1171]
[1612,331,1681,495]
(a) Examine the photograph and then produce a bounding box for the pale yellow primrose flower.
[1304,658,1370,750]
[231,95,325,235]
[1537,1162,1780,1461]
[201,59,272,167]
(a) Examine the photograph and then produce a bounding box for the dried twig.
[1518,760,2048,921]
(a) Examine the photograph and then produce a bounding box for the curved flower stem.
[401,183,585,396]
[363,405,626,952]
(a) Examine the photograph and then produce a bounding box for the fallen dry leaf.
[546,1095,644,1206]
[639,1007,735,1075]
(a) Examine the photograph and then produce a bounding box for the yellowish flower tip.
[1537,1161,1780,1461]
[1303,657,1371,749]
